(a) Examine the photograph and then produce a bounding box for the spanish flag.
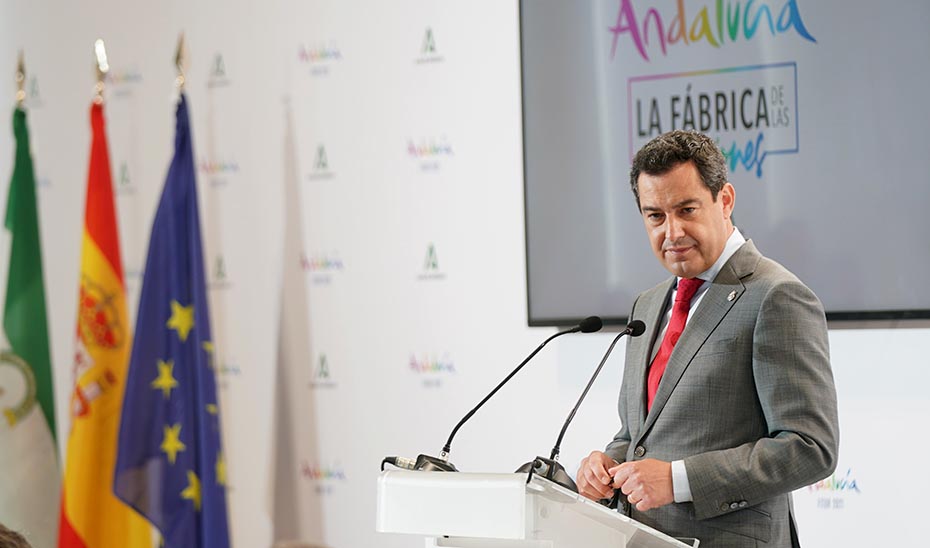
[58,102,151,548]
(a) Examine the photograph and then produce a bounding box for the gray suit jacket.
[605,241,839,548]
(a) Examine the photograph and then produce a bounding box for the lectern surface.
[377,471,695,548]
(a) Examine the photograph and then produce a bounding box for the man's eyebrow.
[641,198,700,212]
[673,198,700,208]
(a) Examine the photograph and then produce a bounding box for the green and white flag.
[0,107,59,546]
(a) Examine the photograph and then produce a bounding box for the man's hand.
[609,459,674,512]
[576,451,619,501]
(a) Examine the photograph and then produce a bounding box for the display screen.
[521,0,930,325]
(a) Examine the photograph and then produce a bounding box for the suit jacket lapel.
[630,279,675,432]
[638,241,761,438]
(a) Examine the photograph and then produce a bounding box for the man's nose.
[665,216,685,242]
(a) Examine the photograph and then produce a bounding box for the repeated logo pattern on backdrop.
[301,251,344,285]
[408,353,456,389]
[408,135,454,172]
[298,41,342,76]
[208,53,230,89]
[807,467,861,511]
[416,28,443,64]
[307,144,333,180]
[107,67,144,98]
[309,354,336,389]
[418,243,445,281]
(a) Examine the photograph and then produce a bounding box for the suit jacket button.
[729,502,740,510]
[633,446,645,458]
[739,501,748,508]
[719,503,729,512]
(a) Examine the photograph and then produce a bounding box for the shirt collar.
[680,226,746,285]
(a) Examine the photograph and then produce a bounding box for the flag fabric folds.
[0,106,60,548]
[114,94,230,547]
[58,102,152,548]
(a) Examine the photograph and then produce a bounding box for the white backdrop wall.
[0,1,927,548]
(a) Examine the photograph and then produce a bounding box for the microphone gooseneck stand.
[518,320,646,492]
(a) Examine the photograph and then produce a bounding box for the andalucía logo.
[307,144,334,180]
[209,255,232,290]
[407,136,454,172]
[25,75,43,108]
[200,159,240,174]
[301,252,344,272]
[300,460,346,495]
[218,360,242,384]
[106,67,144,86]
[806,467,861,511]
[418,243,445,281]
[309,354,336,389]
[207,53,230,88]
[300,461,347,481]
[106,67,143,98]
[409,353,456,388]
[298,42,343,76]
[415,27,444,64]
[200,157,240,187]
[301,251,344,285]
[608,0,816,62]
[116,162,135,195]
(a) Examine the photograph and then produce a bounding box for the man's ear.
[720,182,735,218]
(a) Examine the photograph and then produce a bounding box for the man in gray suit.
[576,130,838,547]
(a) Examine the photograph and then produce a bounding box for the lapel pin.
[727,290,737,302]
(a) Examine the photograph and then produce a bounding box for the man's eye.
[647,213,664,221]
[681,207,696,215]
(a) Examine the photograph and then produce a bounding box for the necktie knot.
[675,278,704,304]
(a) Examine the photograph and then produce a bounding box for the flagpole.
[15,50,25,108]
[175,32,186,93]
[94,38,109,105]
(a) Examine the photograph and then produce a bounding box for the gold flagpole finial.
[174,32,186,92]
[94,39,109,104]
[15,50,26,107]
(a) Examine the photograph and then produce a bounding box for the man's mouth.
[664,246,693,256]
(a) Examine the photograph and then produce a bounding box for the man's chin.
[663,261,698,279]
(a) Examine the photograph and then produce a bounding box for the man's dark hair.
[629,130,728,210]
[0,523,32,548]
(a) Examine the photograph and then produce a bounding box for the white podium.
[376,471,697,548]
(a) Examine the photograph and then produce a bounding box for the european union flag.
[115,94,230,547]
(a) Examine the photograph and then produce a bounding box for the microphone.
[381,316,603,473]
[517,320,646,491]
[576,315,605,334]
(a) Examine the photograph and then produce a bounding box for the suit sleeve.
[683,279,839,520]
[604,410,631,463]
[604,295,640,464]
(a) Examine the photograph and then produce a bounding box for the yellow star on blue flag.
[151,360,178,399]
[167,300,194,342]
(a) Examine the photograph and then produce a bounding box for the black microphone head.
[626,320,646,337]
[579,316,603,333]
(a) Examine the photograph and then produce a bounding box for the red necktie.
[647,278,704,411]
